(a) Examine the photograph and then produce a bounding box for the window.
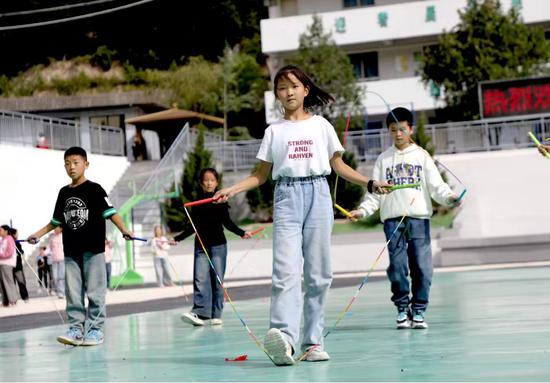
[90,115,123,128]
[349,52,379,79]
[343,0,374,8]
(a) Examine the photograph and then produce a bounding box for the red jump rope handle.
[184,197,215,207]
[249,227,265,236]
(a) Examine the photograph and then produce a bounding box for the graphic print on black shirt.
[63,197,90,230]
[52,180,116,256]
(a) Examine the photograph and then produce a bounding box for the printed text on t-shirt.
[288,139,314,160]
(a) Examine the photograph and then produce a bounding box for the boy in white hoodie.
[350,107,461,329]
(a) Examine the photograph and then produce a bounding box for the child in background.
[151,226,173,287]
[36,246,49,291]
[0,225,17,306]
[214,65,390,365]
[49,227,65,298]
[9,228,29,302]
[350,107,461,330]
[104,238,114,289]
[175,168,251,327]
[28,146,133,346]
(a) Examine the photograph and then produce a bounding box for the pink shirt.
[0,236,16,267]
[104,241,113,263]
[49,232,64,262]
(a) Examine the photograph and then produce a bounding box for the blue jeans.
[65,252,107,332]
[271,176,333,353]
[383,217,433,312]
[192,244,227,319]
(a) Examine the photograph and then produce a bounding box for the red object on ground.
[224,354,248,362]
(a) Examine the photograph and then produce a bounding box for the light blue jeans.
[51,261,65,296]
[270,176,333,353]
[192,244,227,319]
[65,252,107,332]
[384,217,433,312]
[154,257,173,287]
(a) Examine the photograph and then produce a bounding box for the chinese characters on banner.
[480,77,550,118]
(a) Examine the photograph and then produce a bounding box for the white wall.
[437,148,550,238]
[0,144,129,251]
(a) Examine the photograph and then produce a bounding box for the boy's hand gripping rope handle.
[528,132,550,159]
[184,197,216,207]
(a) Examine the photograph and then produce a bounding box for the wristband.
[367,180,375,193]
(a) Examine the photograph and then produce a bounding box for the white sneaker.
[210,318,223,326]
[411,310,428,329]
[264,328,294,366]
[181,312,205,326]
[396,309,411,329]
[304,346,330,362]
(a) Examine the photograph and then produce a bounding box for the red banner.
[479,77,550,118]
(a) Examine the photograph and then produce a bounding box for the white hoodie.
[358,144,454,222]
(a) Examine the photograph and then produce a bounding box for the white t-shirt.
[256,115,344,179]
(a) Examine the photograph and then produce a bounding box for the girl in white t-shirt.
[215,65,390,365]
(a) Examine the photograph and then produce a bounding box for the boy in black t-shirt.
[28,146,133,346]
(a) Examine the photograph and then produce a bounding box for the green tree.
[163,130,216,232]
[421,0,550,120]
[289,15,364,119]
[412,112,435,156]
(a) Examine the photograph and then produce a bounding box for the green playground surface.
[0,265,549,381]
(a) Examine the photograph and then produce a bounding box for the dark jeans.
[13,269,29,301]
[192,244,227,319]
[384,217,433,312]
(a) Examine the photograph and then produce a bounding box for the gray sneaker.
[57,327,84,346]
[264,328,294,366]
[411,310,428,329]
[82,329,104,346]
[181,312,205,326]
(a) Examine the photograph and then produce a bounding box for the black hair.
[0,224,10,232]
[8,227,16,236]
[64,146,87,160]
[386,107,413,128]
[273,65,335,109]
[199,168,219,183]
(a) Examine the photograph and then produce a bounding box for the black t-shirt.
[52,180,116,257]
[173,191,245,248]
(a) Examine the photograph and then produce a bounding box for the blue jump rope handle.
[130,236,148,242]
[453,189,467,206]
[16,239,29,243]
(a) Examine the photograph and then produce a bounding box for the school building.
[260,0,550,126]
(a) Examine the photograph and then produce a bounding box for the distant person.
[151,226,173,287]
[36,246,49,291]
[0,225,18,306]
[131,128,147,161]
[10,228,29,302]
[349,107,461,330]
[27,146,133,347]
[49,227,65,298]
[175,168,251,327]
[36,132,49,149]
[104,238,114,289]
